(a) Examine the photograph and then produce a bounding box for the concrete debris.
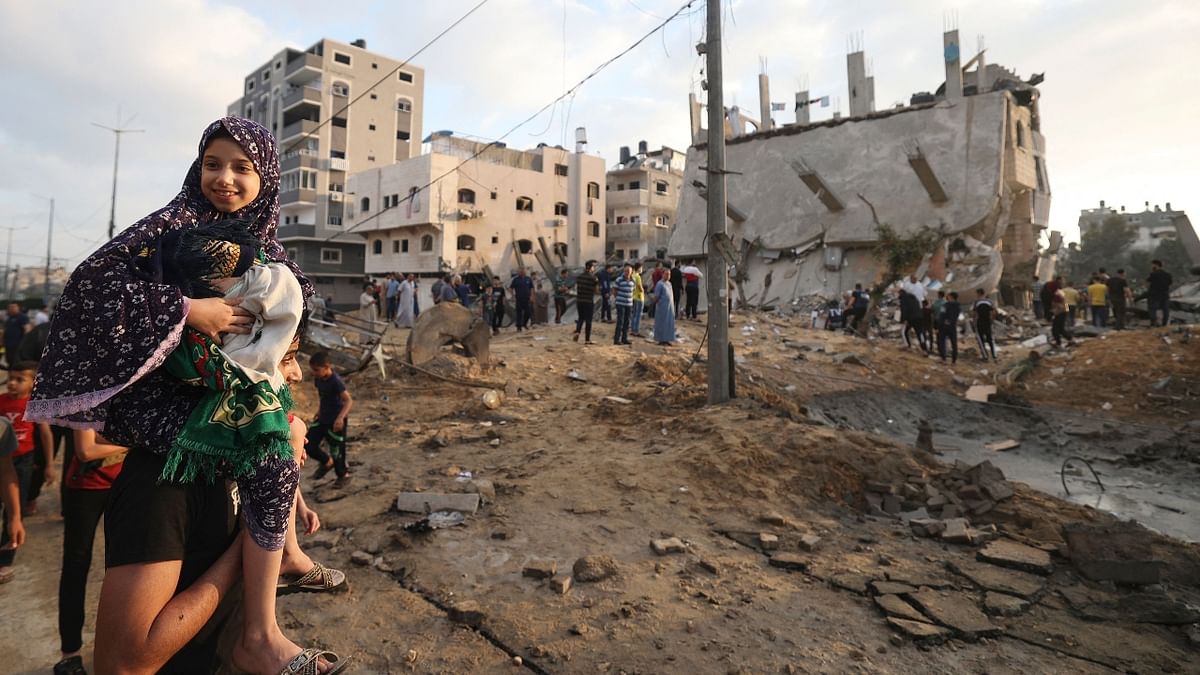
[830,574,870,594]
[523,559,558,579]
[798,534,822,552]
[572,555,619,582]
[964,385,997,402]
[871,581,917,596]
[1062,522,1167,585]
[983,439,1020,452]
[907,590,1002,637]
[603,395,633,404]
[768,553,809,572]
[406,302,490,367]
[983,591,1031,616]
[651,537,687,555]
[758,533,780,550]
[887,617,951,641]
[865,460,1014,543]
[395,492,481,515]
[350,550,375,566]
[548,574,573,595]
[470,479,496,503]
[1020,334,1049,348]
[874,594,930,623]
[1062,589,1200,625]
[447,600,486,628]
[759,512,788,526]
[567,369,588,382]
[946,559,1046,599]
[976,539,1054,576]
[831,353,869,367]
[481,389,503,410]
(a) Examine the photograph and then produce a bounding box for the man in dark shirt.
[597,265,614,323]
[1106,269,1131,330]
[1040,277,1058,322]
[1146,260,1173,327]
[572,261,599,344]
[510,267,535,331]
[488,276,506,335]
[4,303,30,367]
[670,261,684,320]
[846,283,870,336]
[972,289,997,362]
[938,292,961,364]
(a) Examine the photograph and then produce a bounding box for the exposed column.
[943,30,963,100]
[847,50,870,117]
[758,73,772,131]
[795,90,811,125]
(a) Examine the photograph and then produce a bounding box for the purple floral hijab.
[28,117,311,428]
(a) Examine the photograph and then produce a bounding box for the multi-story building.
[346,131,606,282]
[1077,200,1192,253]
[605,142,686,262]
[227,38,425,305]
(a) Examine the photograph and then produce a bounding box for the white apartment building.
[605,142,686,262]
[1077,200,1191,253]
[227,38,425,305]
[346,131,606,281]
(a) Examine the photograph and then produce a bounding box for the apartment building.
[346,131,606,282]
[1078,200,1194,254]
[227,38,425,305]
[605,142,686,262]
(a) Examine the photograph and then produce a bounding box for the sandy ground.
[4,311,1199,673]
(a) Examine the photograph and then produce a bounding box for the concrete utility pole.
[0,225,26,297]
[31,194,54,300]
[705,0,731,404]
[93,112,144,239]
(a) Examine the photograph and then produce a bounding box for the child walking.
[0,361,54,582]
[305,352,353,487]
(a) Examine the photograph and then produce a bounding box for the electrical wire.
[327,0,700,243]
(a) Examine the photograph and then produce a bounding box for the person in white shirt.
[902,274,927,304]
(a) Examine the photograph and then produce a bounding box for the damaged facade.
[348,130,606,280]
[670,30,1054,307]
[605,142,686,262]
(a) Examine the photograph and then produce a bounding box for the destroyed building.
[605,142,686,262]
[669,29,1054,307]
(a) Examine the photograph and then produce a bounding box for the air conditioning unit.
[328,192,343,202]
[550,218,564,227]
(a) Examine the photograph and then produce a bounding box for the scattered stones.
[651,537,687,555]
[798,534,822,552]
[523,559,557,580]
[874,594,930,623]
[907,590,1002,637]
[887,617,951,641]
[759,512,788,526]
[548,574,573,594]
[940,518,976,545]
[572,555,619,582]
[870,581,917,596]
[945,559,1045,599]
[983,591,1030,616]
[768,553,809,572]
[830,574,870,594]
[909,519,946,538]
[350,550,374,566]
[977,539,1053,576]
[758,533,780,550]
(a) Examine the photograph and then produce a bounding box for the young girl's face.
[280,338,303,385]
[201,137,261,213]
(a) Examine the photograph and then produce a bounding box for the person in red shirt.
[56,429,126,675]
[0,361,53,581]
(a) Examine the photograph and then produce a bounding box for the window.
[554,202,568,216]
[1016,121,1026,148]
[246,80,255,92]
[588,221,600,237]
[367,155,376,162]
[554,163,568,177]
[491,235,499,244]
[330,149,346,159]
[617,183,625,191]
[587,182,600,199]
[614,249,625,260]
[515,196,533,212]
[420,234,433,252]
[372,239,383,255]
[368,124,376,131]
[630,215,640,223]
[360,197,371,212]
[628,180,641,190]
[331,117,347,128]
[333,52,351,65]
[396,130,411,141]
[655,180,669,194]
[401,239,409,253]
[328,183,343,193]
[392,240,400,253]
[331,82,349,97]
[517,239,533,254]
[301,169,317,189]
[262,70,270,82]
[274,61,281,70]
[320,248,342,264]
[245,103,253,118]
[328,216,342,226]
[398,71,414,83]
[655,215,668,227]
[457,188,476,204]
[286,248,298,260]
[396,99,412,112]
[553,242,568,258]
[457,235,476,251]
[372,62,378,69]
[490,191,498,200]
[616,216,627,224]
[370,93,378,100]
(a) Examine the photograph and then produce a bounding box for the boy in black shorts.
[305,352,353,487]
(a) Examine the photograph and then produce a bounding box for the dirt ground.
[4,310,1199,674]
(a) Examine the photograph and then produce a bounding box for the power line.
[330,0,700,243]
[280,0,493,157]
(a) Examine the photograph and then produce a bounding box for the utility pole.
[704,0,731,404]
[31,194,55,301]
[93,111,144,239]
[0,225,26,297]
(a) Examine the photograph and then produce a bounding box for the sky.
[1,0,1198,274]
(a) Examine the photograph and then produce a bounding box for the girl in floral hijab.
[30,118,348,675]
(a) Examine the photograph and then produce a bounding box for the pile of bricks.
[865,460,1016,545]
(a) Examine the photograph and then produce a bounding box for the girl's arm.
[38,423,56,485]
[0,455,23,549]
[74,429,128,463]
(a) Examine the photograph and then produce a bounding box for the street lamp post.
[31,193,55,301]
[93,113,144,239]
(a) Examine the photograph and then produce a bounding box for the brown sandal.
[278,648,351,675]
[277,561,347,594]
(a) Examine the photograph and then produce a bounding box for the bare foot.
[232,630,336,674]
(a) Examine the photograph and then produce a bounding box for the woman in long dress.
[396,275,415,327]
[652,271,676,346]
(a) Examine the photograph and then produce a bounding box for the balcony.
[328,157,349,172]
[279,119,319,143]
[280,188,317,205]
[606,222,647,241]
[282,85,322,112]
[606,188,649,209]
[280,149,318,172]
[277,223,316,239]
[285,52,322,83]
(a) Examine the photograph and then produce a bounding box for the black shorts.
[104,448,239,673]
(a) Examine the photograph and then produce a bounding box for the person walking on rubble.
[1146,259,1174,327]
[1051,285,1074,348]
[1087,276,1109,328]
[1107,269,1132,330]
[937,291,961,364]
[972,288,998,362]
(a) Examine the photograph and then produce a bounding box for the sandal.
[279,648,351,675]
[0,567,14,585]
[278,561,347,594]
[54,655,87,675]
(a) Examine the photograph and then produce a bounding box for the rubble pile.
[865,459,1015,544]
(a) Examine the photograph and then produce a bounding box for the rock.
[946,560,1045,599]
[957,485,984,501]
[940,505,963,520]
[977,539,1053,575]
[964,385,997,402]
[941,518,975,545]
[482,389,503,409]
[830,573,870,594]
[1072,324,1105,338]
[865,481,894,494]
[907,590,1002,637]
[758,533,780,550]
[910,518,946,538]
[982,481,1014,501]
[572,555,619,582]
[350,550,374,566]
[887,617,951,641]
[308,529,343,550]
[768,553,808,572]
[798,534,822,552]
[1062,522,1167,585]
[448,601,486,628]
[759,511,788,526]
[523,559,558,580]
[395,492,480,515]
[470,479,496,503]
[832,353,868,367]
[984,591,1030,616]
[1065,590,1200,625]
[651,537,687,555]
[983,439,1020,452]
[548,574,572,594]
[875,594,931,623]
[489,438,501,447]
[871,581,917,595]
[882,494,902,514]
[569,622,589,636]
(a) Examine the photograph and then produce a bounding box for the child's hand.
[2,517,24,549]
[296,501,320,535]
[186,297,253,344]
[43,466,57,486]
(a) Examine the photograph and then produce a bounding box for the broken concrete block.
[572,555,619,582]
[875,594,931,623]
[964,385,997,402]
[941,518,974,544]
[887,617,950,641]
[926,494,948,508]
[548,574,572,594]
[870,580,917,596]
[984,591,1031,616]
[977,539,1053,575]
[983,481,1014,502]
[798,534,822,552]
[910,518,946,538]
[768,553,808,572]
[940,504,963,519]
[957,485,985,502]
[523,559,558,580]
[758,533,780,550]
[651,537,686,555]
[1062,522,1167,585]
[907,590,1002,637]
[946,559,1045,599]
[830,574,870,594]
[970,499,996,516]
[984,439,1020,451]
[865,481,895,494]
[882,494,902,514]
[759,511,788,526]
[395,492,480,515]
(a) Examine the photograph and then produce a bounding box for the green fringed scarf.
[160,328,293,483]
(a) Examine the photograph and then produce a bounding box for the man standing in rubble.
[510,267,535,331]
[846,283,870,336]
[1107,269,1131,330]
[1031,275,1044,321]
[1146,260,1174,327]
